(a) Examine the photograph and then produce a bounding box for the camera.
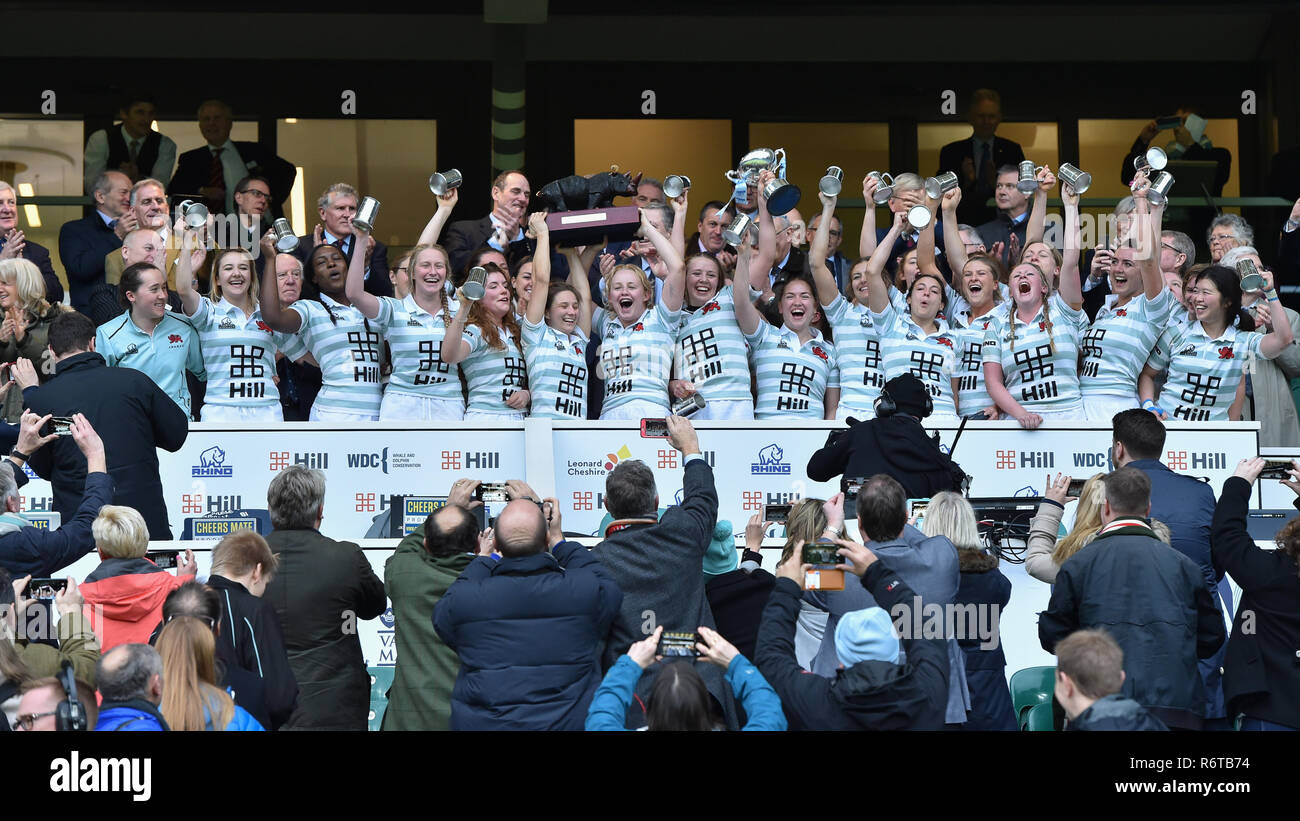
[1261,460,1297,480]
[475,483,509,503]
[1065,478,1087,498]
[639,418,670,439]
[843,477,865,520]
[803,540,841,568]
[763,503,792,523]
[658,631,702,658]
[146,550,180,569]
[50,416,74,437]
[26,578,67,600]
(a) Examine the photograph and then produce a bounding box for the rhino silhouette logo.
[758,444,783,465]
[752,443,790,475]
[193,445,233,477]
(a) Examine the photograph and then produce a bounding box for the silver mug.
[271,218,298,253]
[722,213,755,246]
[178,199,209,230]
[867,171,895,204]
[1133,145,1168,174]
[672,393,707,418]
[923,171,959,200]
[761,177,801,217]
[1236,259,1267,293]
[1057,163,1093,195]
[1146,172,1175,206]
[463,266,487,301]
[428,169,463,196]
[1016,161,1045,194]
[819,166,844,196]
[663,174,692,198]
[906,204,933,230]
[351,196,381,232]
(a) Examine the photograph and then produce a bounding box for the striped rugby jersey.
[871,303,959,417]
[1147,320,1264,422]
[1080,288,1174,398]
[674,285,752,403]
[744,321,839,419]
[521,316,588,419]
[373,294,463,401]
[462,322,528,414]
[289,295,383,417]
[189,297,305,409]
[594,302,681,414]
[981,292,1086,413]
[823,295,885,414]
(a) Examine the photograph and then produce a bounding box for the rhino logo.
[752,443,790,475]
[193,445,233,477]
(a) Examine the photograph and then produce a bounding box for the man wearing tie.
[291,183,392,298]
[937,89,1025,227]
[59,171,134,313]
[442,170,533,276]
[169,100,296,220]
[0,182,65,303]
[83,94,176,191]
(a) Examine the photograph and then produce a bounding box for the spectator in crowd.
[0,411,112,578]
[686,200,735,272]
[83,93,176,190]
[59,171,133,313]
[169,100,296,218]
[704,514,776,662]
[1111,409,1228,722]
[152,582,271,730]
[633,178,665,208]
[206,533,298,731]
[1120,107,1231,199]
[1039,467,1225,730]
[1219,245,1300,447]
[1026,473,1106,585]
[1055,628,1168,731]
[88,229,169,327]
[938,89,1026,227]
[12,671,97,732]
[592,415,738,728]
[218,176,277,273]
[807,374,967,500]
[754,529,949,730]
[435,487,622,730]
[801,475,968,726]
[26,313,189,540]
[0,260,69,421]
[1206,214,1252,264]
[263,466,385,731]
[808,210,850,293]
[156,611,263,731]
[1081,196,1138,320]
[104,179,180,289]
[79,505,196,651]
[975,165,1034,271]
[271,253,321,421]
[290,183,392,298]
[0,183,64,304]
[586,625,786,731]
[922,491,1016,731]
[1211,458,1300,731]
[1,568,100,729]
[388,250,413,300]
[443,171,533,275]
[859,172,948,282]
[93,643,168,731]
[382,480,478,731]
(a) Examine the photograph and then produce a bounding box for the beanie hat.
[835,606,901,666]
[879,373,931,419]
[702,520,737,578]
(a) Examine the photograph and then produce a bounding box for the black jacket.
[291,234,392,298]
[208,574,299,731]
[58,212,123,312]
[955,549,1017,731]
[26,352,188,540]
[1211,477,1300,730]
[443,216,532,276]
[170,141,296,219]
[705,550,776,661]
[754,564,949,731]
[1039,522,1226,730]
[937,134,1026,227]
[806,415,965,500]
[0,471,113,578]
[263,528,386,731]
[1068,694,1169,731]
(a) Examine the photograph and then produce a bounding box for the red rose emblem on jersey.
[812,346,829,361]
[1115,309,1127,317]
[701,302,721,314]
[1038,321,1046,331]
[1218,346,1234,359]
[256,321,273,333]
[168,334,182,344]
[937,336,954,348]
[632,322,645,332]
[573,344,582,355]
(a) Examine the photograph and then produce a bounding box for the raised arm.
[563,243,598,338]
[641,209,685,312]
[917,196,942,279]
[940,187,968,275]
[809,191,840,307]
[1133,178,1165,301]
[525,212,551,327]
[1025,165,1056,247]
[440,293,473,364]
[175,225,206,317]
[258,232,301,333]
[732,235,765,337]
[669,191,688,261]
[859,174,880,258]
[344,227,382,320]
[415,189,458,247]
[867,211,905,315]
[1056,183,1083,311]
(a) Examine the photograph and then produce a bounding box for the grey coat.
[1242,304,1300,447]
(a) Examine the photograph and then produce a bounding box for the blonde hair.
[1052,474,1105,565]
[1004,261,1056,356]
[779,498,828,565]
[208,248,259,308]
[92,505,150,559]
[157,617,235,731]
[602,263,656,310]
[407,244,452,316]
[922,491,980,550]
[0,258,52,317]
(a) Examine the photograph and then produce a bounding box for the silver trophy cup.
[1057,163,1093,195]
[271,218,299,252]
[923,171,959,200]
[906,204,933,230]
[819,166,844,196]
[428,169,463,196]
[351,197,381,232]
[1016,161,1046,194]
[663,174,692,198]
[1146,172,1175,206]
[178,200,209,230]
[672,393,707,418]
[722,213,755,246]
[867,171,895,204]
[1133,146,1168,174]
[463,266,488,301]
[762,177,801,217]
[1236,259,1267,293]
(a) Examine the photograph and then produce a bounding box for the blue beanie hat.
[835,607,901,666]
[702,520,737,578]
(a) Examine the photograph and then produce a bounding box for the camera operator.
[806,374,966,501]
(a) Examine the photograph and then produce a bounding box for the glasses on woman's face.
[13,711,56,731]
[1209,233,1237,245]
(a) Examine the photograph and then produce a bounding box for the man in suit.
[83,93,176,191]
[809,210,851,294]
[169,100,296,220]
[937,89,1025,227]
[685,200,735,269]
[976,165,1033,271]
[0,183,65,303]
[103,179,181,289]
[442,170,534,275]
[290,182,392,298]
[59,171,133,313]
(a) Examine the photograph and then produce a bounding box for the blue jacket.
[0,471,113,578]
[585,654,786,731]
[434,540,623,731]
[204,694,265,731]
[954,551,1017,731]
[94,700,169,731]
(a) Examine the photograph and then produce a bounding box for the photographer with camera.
[584,625,785,731]
[753,528,950,731]
[434,481,623,731]
[806,373,966,501]
[1,411,113,579]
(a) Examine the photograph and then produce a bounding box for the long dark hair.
[118,262,164,312]
[646,662,714,731]
[773,271,833,342]
[466,263,522,352]
[1192,265,1255,331]
[304,243,372,334]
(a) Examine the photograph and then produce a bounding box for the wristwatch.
[8,449,30,462]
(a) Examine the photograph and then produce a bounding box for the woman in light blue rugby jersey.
[441,263,531,420]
